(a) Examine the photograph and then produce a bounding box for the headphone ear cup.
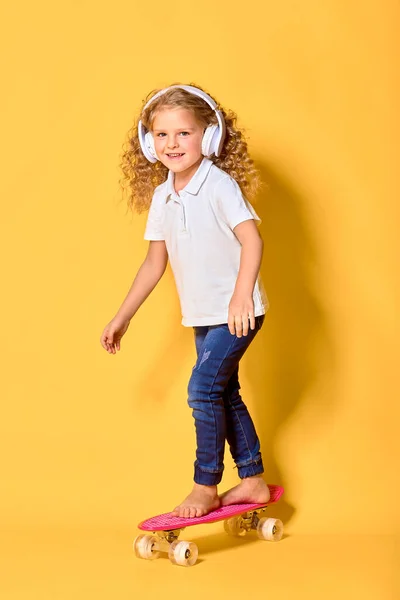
[144,132,158,162]
[138,120,156,163]
[202,124,219,157]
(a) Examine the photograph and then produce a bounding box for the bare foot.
[219,475,270,506]
[172,483,221,518]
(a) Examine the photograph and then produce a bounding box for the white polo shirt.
[144,157,269,327]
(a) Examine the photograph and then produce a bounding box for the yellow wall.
[1,0,399,541]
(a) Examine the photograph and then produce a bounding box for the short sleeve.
[214,176,261,231]
[144,191,165,241]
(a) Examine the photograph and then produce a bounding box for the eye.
[155,131,190,137]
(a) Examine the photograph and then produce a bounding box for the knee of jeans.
[187,370,208,406]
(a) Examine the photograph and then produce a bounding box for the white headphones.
[137,85,227,164]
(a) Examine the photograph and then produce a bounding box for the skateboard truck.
[156,529,183,544]
[234,506,268,532]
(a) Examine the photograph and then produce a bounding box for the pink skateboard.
[133,484,284,566]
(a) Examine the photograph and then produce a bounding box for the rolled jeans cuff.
[194,464,223,486]
[237,459,264,480]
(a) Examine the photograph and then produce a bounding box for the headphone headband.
[142,84,218,112]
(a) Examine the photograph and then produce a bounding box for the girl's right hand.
[100,315,131,354]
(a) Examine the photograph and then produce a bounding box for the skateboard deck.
[138,483,284,530]
[134,484,284,567]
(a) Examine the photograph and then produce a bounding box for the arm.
[115,240,168,321]
[228,219,263,337]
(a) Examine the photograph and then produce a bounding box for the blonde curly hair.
[119,82,264,215]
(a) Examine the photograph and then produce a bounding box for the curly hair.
[119,81,265,215]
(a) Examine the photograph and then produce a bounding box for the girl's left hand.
[228,293,255,337]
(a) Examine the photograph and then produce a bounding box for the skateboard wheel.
[223,516,246,537]
[168,540,198,567]
[133,534,160,560]
[256,518,283,541]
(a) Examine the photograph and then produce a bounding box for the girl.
[100,82,271,518]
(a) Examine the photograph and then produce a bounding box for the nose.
[166,135,179,149]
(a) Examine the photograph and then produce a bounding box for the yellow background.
[1,0,398,597]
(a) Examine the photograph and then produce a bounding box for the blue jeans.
[188,314,265,486]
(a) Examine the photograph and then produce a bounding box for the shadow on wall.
[247,161,337,526]
[134,158,337,528]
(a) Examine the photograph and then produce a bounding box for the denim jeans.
[188,314,265,486]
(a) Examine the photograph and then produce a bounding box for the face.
[151,108,205,176]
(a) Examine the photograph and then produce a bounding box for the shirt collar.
[165,157,213,202]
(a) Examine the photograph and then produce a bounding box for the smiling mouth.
[166,153,185,157]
